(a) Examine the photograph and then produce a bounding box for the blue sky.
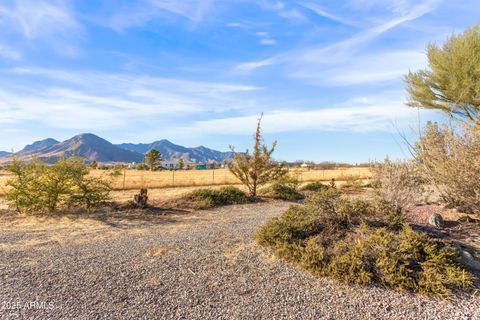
[0,0,479,162]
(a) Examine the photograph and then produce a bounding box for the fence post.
[123,168,126,190]
[172,170,175,186]
[212,169,215,184]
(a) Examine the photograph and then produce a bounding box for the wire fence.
[103,167,372,190]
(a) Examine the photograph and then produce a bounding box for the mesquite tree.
[404,25,480,124]
[227,114,286,198]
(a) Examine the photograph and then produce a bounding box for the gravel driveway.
[1,202,479,319]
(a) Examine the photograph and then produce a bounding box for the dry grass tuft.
[146,246,166,257]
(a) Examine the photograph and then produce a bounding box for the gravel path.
[1,202,479,319]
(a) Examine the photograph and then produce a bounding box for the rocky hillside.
[1,134,233,164]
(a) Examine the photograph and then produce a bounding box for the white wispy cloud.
[256,31,277,46]
[0,44,21,60]
[0,68,262,130]
[290,49,427,86]
[105,0,217,31]
[149,0,215,23]
[234,0,441,78]
[235,57,279,73]
[260,38,277,45]
[300,3,358,26]
[0,0,81,39]
[161,93,426,137]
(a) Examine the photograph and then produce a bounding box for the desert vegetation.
[0,23,478,313]
[258,173,304,201]
[370,159,426,215]
[255,188,474,298]
[227,114,288,198]
[415,122,480,214]
[0,167,371,197]
[171,186,251,209]
[255,24,480,299]
[4,156,111,213]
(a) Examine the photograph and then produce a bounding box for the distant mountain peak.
[117,139,233,164]
[19,138,60,154]
[1,134,233,164]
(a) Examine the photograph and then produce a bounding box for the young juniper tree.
[404,25,480,124]
[227,114,286,198]
[144,149,162,171]
[178,158,184,170]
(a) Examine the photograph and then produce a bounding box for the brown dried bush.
[370,159,425,214]
[415,122,480,214]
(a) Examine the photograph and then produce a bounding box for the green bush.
[255,189,474,298]
[259,183,304,201]
[5,157,111,213]
[259,172,304,201]
[178,186,251,209]
[301,181,328,192]
[135,163,148,170]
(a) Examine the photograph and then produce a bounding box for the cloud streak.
[162,93,426,137]
[234,0,441,83]
[0,0,81,39]
[0,44,21,60]
[0,68,262,130]
[300,3,358,26]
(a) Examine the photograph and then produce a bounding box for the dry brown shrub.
[415,122,480,214]
[370,159,425,214]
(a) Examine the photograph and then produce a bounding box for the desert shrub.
[135,163,148,170]
[301,181,328,192]
[259,173,304,201]
[415,122,480,214]
[259,172,304,201]
[340,175,364,190]
[89,161,98,169]
[259,183,304,201]
[228,115,287,197]
[177,186,250,209]
[255,189,474,297]
[256,189,373,249]
[370,159,425,214]
[5,157,111,213]
[325,226,474,297]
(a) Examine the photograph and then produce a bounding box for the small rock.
[428,213,444,228]
[459,250,480,271]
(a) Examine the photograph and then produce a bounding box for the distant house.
[195,164,207,170]
[161,160,196,170]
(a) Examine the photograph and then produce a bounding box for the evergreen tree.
[145,149,162,171]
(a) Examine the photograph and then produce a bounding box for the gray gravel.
[1,202,479,319]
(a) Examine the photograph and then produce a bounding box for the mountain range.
[0,133,234,164]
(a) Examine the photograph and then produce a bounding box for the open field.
[99,167,372,190]
[0,167,371,197]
